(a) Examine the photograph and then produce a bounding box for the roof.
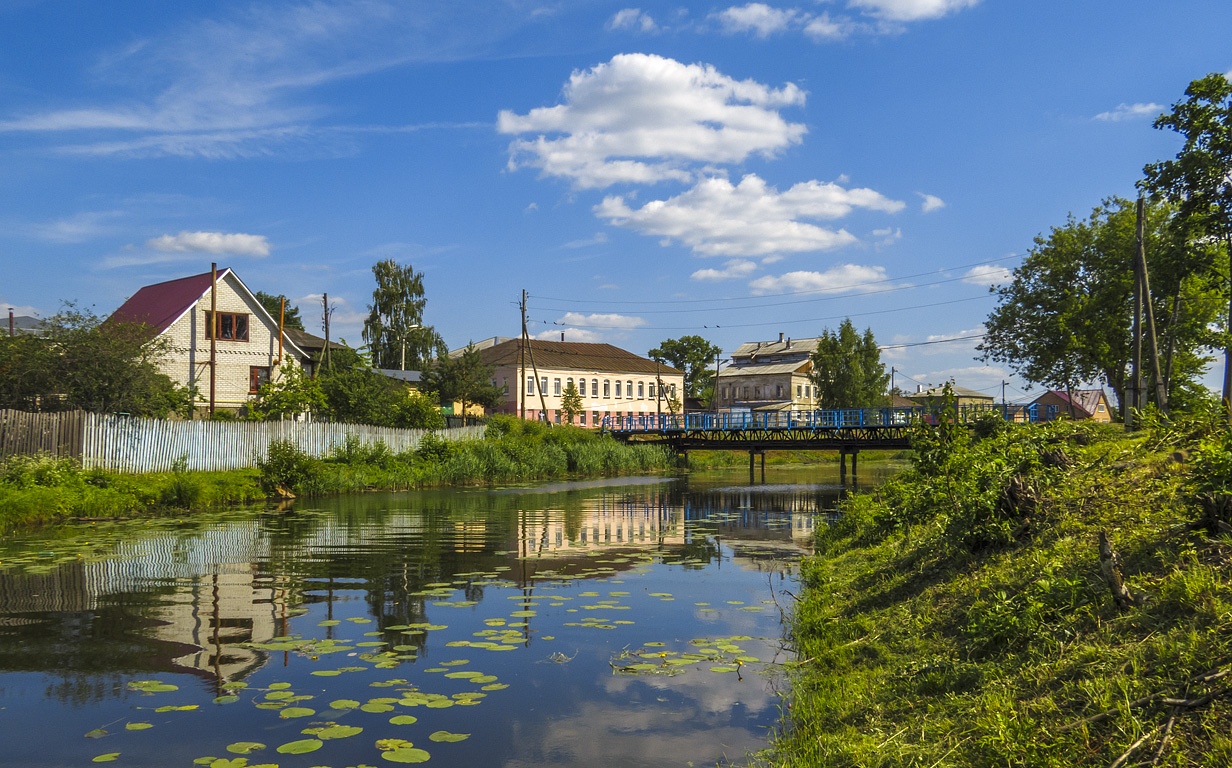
[376,369,423,383]
[906,384,995,401]
[284,327,348,354]
[448,336,516,358]
[478,338,683,376]
[110,269,231,334]
[731,335,821,360]
[718,361,811,377]
[107,267,307,360]
[6,315,48,336]
[1032,389,1107,417]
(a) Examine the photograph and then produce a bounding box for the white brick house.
[110,268,308,413]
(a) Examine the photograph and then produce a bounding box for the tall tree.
[1143,73,1232,409]
[809,319,889,408]
[362,260,444,370]
[647,335,722,401]
[253,291,304,331]
[978,198,1222,414]
[421,344,503,424]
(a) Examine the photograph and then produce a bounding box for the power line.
[877,333,986,351]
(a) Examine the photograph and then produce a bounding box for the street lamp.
[400,324,422,371]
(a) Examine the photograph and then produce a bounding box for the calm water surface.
[0,464,897,767]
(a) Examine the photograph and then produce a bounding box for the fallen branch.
[1099,531,1144,610]
[1108,728,1155,768]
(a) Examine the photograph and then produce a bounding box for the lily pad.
[331,699,361,709]
[318,725,363,740]
[279,707,316,719]
[390,715,419,725]
[225,742,266,754]
[127,680,178,693]
[85,728,109,739]
[91,754,120,763]
[275,738,323,755]
[428,731,470,743]
[382,747,431,763]
[125,722,153,731]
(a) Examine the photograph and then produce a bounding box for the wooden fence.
[0,409,486,473]
[0,410,85,459]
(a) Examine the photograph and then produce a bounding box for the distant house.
[476,338,684,427]
[1029,389,1114,422]
[283,327,349,379]
[109,268,309,413]
[5,313,48,336]
[715,333,820,413]
[904,384,996,408]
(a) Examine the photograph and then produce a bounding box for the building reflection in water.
[0,479,837,697]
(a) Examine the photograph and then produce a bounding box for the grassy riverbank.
[0,416,676,532]
[772,410,1232,767]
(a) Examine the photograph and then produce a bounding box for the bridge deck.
[605,405,1020,451]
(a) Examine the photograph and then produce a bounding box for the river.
[0,463,899,767]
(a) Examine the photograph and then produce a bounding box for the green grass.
[769,414,1232,767]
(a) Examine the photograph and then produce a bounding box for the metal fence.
[0,409,486,473]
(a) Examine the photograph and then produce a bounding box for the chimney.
[786,337,792,349]
[560,332,565,342]
[917,384,924,394]
[778,332,784,343]
[7,309,12,337]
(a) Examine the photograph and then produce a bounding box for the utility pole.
[1137,197,1168,415]
[209,262,217,417]
[520,290,527,421]
[1129,224,1143,429]
[322,293,333,372]
[518,290,550,423]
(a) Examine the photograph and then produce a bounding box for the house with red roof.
[109,267,309,414]
[1028,389,1114,422]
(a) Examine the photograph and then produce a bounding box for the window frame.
[205,311,250,342]
[248,365,270,394]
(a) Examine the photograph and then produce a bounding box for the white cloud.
[847,0,981,22]
[15,210,125,243]
[607,8,658,32]
[0,1,530,157]
[536,328,604,343]
[498,53,807,189]
[690,259,758,281]
[747,263,889,294]
[555,312,647,329]
[961,264,1011,286]
[596,174,902,257]
[561,232,609,249]
[872,227,902,247]
[918,192,945,212]
[714,3,801,37]
[1093,102,1163,122]
[803,13,859,40]
[910,365,1005,391]
[146,231,271,257]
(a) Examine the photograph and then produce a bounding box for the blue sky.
[2,0,1229,401]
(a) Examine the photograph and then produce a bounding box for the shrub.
[256,439,320,495]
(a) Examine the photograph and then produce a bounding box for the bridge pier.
[838,448,859,485]
[748,450,765,484]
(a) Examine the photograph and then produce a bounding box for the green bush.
[256,439,321,495]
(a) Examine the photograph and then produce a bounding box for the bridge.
[603,405,1030,483]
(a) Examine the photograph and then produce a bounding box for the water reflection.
[0,469,872,767]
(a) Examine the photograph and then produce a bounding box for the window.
[592,410,600,425]
[797,384,802,397]
[580,411,587,426]
[742,386,750,399]
[554,410,561,424]
[603,380,610,398]
[637,381,644,399]
[591,379,598,397]
[566,377,573,393]
[670,384,676,398]
[776,384,783,398]
[615,381,622,398]
[755,386,761,398]
[540,377,547,394]
[626,380,633,399]
[527,376,535,395]
[249,366,270,394]
[554,378,561,395]
[205,311,249,341]
[648,382,655,399]
[502,377,508,393]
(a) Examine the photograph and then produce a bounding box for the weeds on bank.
[773,407,1232,768]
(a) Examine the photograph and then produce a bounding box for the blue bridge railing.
[602,404,1036,433]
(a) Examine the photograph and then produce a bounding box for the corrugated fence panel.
[70,415,485,473]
